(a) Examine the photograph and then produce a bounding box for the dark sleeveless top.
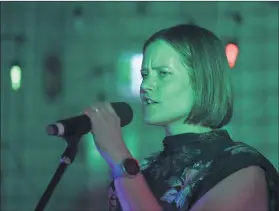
[108,130,279,211]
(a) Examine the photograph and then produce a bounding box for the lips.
[143,97,159,105]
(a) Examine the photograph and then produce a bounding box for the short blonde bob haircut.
[143,24,233,129]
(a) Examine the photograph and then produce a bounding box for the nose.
[140,78,157,94]
[140,83,152,93]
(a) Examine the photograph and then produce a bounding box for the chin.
[143,116,168,126]
[143,113,187,127]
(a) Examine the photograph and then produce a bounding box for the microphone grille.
[112,102,133,127]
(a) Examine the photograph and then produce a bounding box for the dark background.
[1,2,278,211]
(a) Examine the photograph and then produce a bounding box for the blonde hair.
[143,24,233,129]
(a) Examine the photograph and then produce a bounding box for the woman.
[85,24,278,211]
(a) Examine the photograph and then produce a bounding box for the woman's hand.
[84,102,131,168]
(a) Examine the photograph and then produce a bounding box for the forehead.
[142,40,182,66]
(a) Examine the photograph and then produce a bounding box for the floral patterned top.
[108,130,279,211]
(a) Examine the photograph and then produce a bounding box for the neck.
[164,121,212,136]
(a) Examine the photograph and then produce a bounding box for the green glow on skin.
[140,40,211,136]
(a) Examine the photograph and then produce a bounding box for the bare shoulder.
[230,165,266,184]
[190,166,268,211]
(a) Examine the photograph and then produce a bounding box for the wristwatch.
[112,157,140,179]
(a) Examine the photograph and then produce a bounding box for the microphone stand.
[34,130,84,211]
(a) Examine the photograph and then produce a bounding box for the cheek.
[159,85,193,118]
[163,82,193,106]
[169,98,192,117]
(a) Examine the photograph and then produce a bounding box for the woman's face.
[140,40,194,126]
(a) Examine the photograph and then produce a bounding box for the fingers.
[84,102,119,122]
[84,102,104,116]
[106,103,119,119]
[84,107,99,118]
[84,107,99,134]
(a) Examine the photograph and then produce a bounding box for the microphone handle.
[47,115,91,136]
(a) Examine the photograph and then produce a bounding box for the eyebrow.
[140,65,171,72]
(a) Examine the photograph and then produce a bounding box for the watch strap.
[111,157,140,179]
[111,163,125,179]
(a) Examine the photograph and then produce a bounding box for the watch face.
[123,158,140,176]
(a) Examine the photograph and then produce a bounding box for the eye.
[159,71,171,77]
[141,72,148,78]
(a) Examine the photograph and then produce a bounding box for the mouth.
[143,98,159,105]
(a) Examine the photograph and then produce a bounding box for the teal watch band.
[112,164,125,179]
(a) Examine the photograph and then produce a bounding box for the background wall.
[1,2,278,211]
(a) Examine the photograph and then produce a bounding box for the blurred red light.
[226,43,239,69]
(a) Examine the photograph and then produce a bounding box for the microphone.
[46,102,133,136]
